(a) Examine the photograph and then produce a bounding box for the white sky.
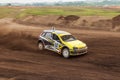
[0,0,85,3]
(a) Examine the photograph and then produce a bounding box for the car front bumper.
[70,47,88,56]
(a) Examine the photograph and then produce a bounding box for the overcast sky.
[0,0,117,3]
[0,0,87,3]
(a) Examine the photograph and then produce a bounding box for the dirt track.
[0,18,120,80]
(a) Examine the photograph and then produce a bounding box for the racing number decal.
[54,41,59,49]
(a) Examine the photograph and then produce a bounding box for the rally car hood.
[65,40,86,48]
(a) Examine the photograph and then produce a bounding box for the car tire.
[62,48,70,58]
[38,42,44,50]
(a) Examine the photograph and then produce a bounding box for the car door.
[42,32,53,49]
[52,34,62,52]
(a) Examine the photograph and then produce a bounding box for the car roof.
[43,30,71,35]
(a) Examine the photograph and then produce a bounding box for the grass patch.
[0,7,120,19]
[0,7,18,18]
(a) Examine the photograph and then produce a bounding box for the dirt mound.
[15,15,81,27]
[112,15,120,29]
[57,15,80,24]
[14,15,120,32]
[15,15,58,27]
[90,19,112,30]
[90,17,120,31]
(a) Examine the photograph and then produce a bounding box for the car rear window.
[44,32,52,39]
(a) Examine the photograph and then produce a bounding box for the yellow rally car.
[38,28,88,58]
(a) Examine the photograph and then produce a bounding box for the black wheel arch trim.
[61,46,70,53]
[38,39,45,46]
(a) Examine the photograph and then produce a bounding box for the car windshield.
[61,35,76,42]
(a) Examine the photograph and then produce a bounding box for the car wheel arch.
[61,46,69,53]
[38,40,44,46]
[38,40,45,50]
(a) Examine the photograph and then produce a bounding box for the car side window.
[44,32,52,39]
[53,34,60,41]
[41,32,46,37]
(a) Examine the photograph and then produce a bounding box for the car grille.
[74,47,87,53]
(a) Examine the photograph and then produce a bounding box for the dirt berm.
[0,18,120,80]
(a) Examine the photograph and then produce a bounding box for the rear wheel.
[62,48,70,58]
[38,42,44,50]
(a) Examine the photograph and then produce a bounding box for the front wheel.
[38,42,44,50]
[62,48,70,58]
